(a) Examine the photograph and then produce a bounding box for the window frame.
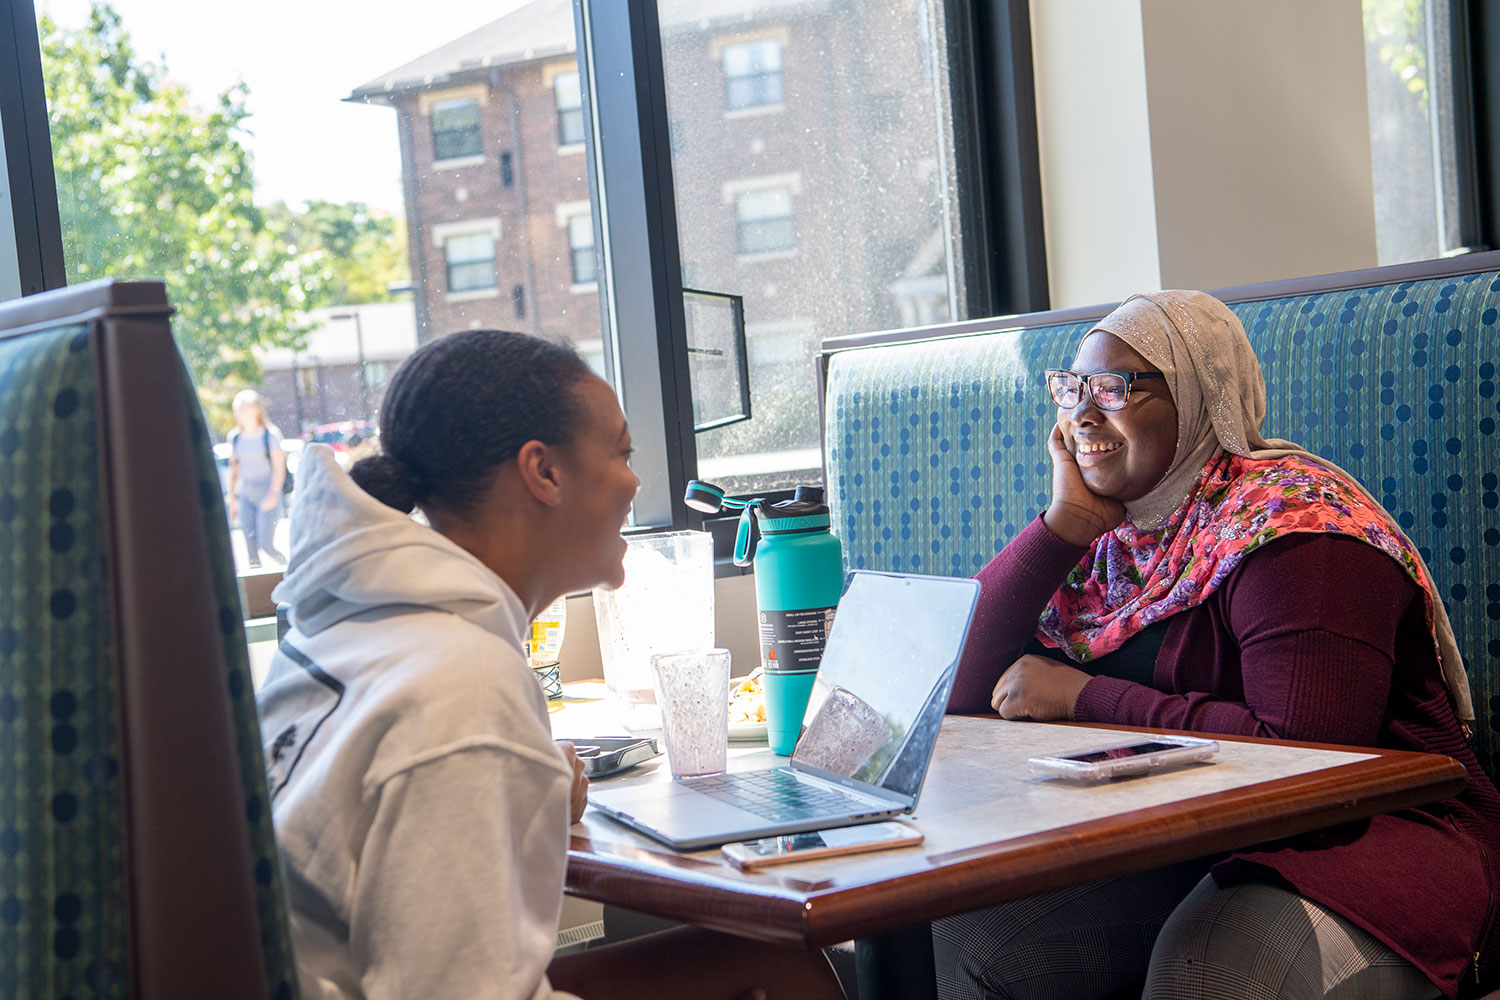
[721,37,784,112]
[442,231,498,294]
[554,71,585,148]
[4,0,1055,570]
[567,213,598,286]
[733,186,796,257]
[429,96,484,163]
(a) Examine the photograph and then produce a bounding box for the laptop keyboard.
[687,769,874,823]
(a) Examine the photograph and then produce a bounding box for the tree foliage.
[40,3,410,433]
[264,200,410,307]
[40,3,321,389]
[1363,0,1429,113]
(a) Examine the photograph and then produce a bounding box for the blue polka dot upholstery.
[0,284,297,999]
[824,266,1500,778]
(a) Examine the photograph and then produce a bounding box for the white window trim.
[569,281,599,294]
[430,216,502,250]
[557,142,585,157]
[417,84,489,115]
[708,27,791,58]
[723,103,786,121]
[554,200,592,226]
[433,153,486,170]
[736,248,798,264]
[446,287,500,302]
[720,171,802,204]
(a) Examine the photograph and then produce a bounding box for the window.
[722,39,783,111]
[501,151,514,187]
[734,188,796,256]
[444,233,497,292]
[363,361,389,392]
[555,72,584,146]
[568,214,597,285]
[6,0,1038,562]
[431,97,483,162]
[1363,0,1478,262]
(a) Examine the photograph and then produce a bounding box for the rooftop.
[348,0,825,101]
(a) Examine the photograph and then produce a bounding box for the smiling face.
[552,374,640,591]
[1058,332,1179,502]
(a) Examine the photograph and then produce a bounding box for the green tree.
[40,3,321,397]
[264,200,410,306]
[1364,0,1429,112]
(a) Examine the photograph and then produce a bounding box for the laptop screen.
[790,571,980,800]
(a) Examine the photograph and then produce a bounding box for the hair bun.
[349,453,423,515]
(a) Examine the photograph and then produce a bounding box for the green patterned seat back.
[0,324,127,997]
[0,315,297,998]
[178,365,299,1000]
[825,269,1500,776]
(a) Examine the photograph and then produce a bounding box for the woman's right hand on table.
[1042,424,1125,546]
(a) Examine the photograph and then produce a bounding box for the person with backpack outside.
[227,388,288,568]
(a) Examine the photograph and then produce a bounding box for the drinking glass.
[650,648,731,778]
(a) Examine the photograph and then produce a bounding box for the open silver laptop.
[587,570,981,850]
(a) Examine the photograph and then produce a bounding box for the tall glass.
[651,648,731,778]
[592,530,714,731]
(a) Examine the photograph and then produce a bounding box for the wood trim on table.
[565,727,1467,948]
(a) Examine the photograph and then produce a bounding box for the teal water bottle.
[685,481,844,755]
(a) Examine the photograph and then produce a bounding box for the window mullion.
[574,0,697,531]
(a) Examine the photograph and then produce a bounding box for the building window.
[512,284,526,319]
[296,367,319,399]
[431,97,482,162]
[723,39,783,111]
[568,214,597,284]
[444,232,496,292]
[735,188,796,255]
[363,361,389,392]
[500,151,514,187]
[555,72,584,146]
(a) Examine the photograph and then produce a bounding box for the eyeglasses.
[1044,369,1165,411]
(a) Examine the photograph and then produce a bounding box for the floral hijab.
[1037,291,1474,722]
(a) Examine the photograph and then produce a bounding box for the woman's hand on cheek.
[991,653,1092,721]
[1042,424,1125,546]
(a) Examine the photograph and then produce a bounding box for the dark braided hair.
[350,330,594,514]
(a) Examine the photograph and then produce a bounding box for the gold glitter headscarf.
[1087,290,1473,722]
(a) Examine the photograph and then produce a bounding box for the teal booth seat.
[821,253,1500,778]
[0,282,296,997]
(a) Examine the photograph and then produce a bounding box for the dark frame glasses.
[1044,369,1165,411]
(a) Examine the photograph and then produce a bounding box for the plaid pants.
[933,862,1441,1000]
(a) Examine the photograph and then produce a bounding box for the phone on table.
[721,821,924,869]
[1027,735,1219,783]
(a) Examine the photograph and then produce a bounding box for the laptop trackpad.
[590,782,761,834]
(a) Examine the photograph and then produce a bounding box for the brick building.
[349,0,947,472]
[257,301,418,435]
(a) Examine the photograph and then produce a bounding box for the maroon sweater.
[949,515,1500,998]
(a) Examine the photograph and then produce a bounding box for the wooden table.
[557,689,1467,1000]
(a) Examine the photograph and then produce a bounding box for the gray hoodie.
[258,445,579,1000]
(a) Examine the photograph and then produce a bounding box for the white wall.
[1142,0,1377,291]
[1031,0,1378,308]
[1030,1,1161,309]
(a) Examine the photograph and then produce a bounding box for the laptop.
[587,570,982,850]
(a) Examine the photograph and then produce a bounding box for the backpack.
[231,427,294,495]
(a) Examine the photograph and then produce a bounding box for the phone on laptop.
[721,821,924,869]
[1027,735,1219,782]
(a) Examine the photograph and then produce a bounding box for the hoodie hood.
[271,445,526,645]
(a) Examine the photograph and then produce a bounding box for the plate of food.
[728,670,768,742]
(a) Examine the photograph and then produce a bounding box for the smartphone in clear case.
[1027,735,1219,782]
[721,821,924,869]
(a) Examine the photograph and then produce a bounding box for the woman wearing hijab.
[937,291,1500,1000]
